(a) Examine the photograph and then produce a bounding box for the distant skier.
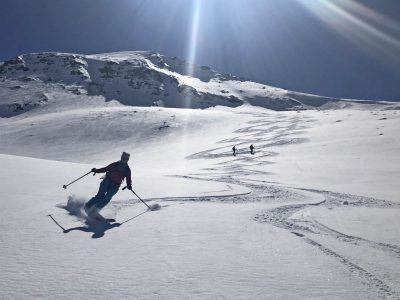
[84,152,132,216]
[232,145,236,156]
[250,144,255,155]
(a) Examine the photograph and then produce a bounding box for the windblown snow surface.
[0,52,400,299]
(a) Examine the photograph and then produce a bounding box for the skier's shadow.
[63,219,121,239]
[49,211,147,239]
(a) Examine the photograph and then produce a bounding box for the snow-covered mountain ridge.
[1,51,388,117]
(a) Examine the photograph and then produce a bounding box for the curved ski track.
[180,111,400,299]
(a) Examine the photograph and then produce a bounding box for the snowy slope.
[1,101,400,299]
[1,51,400,299]
[1,151,398,300]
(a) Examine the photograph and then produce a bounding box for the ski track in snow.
[172,110,400,299]
[2,104,399,298]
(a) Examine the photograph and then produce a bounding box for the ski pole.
[62,170,95,189]
[122,186,152,210]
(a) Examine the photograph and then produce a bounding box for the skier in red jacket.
[84,152,132,215]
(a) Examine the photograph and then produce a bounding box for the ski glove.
[127,185,132,190]
[91,168,97,173]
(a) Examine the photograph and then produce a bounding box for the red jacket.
[95,161,132,187]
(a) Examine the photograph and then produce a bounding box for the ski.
[90,216,116,223]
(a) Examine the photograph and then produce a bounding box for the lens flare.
[179,0,203,169]
[299,0,400,63]
[186,0,202,76]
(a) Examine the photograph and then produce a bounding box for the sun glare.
[299,0,400,63]
[186,0,202,77]
[179,0,202,165]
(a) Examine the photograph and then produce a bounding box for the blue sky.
[1,0,399,101]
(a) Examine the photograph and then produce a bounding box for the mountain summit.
[0,51,368,116]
